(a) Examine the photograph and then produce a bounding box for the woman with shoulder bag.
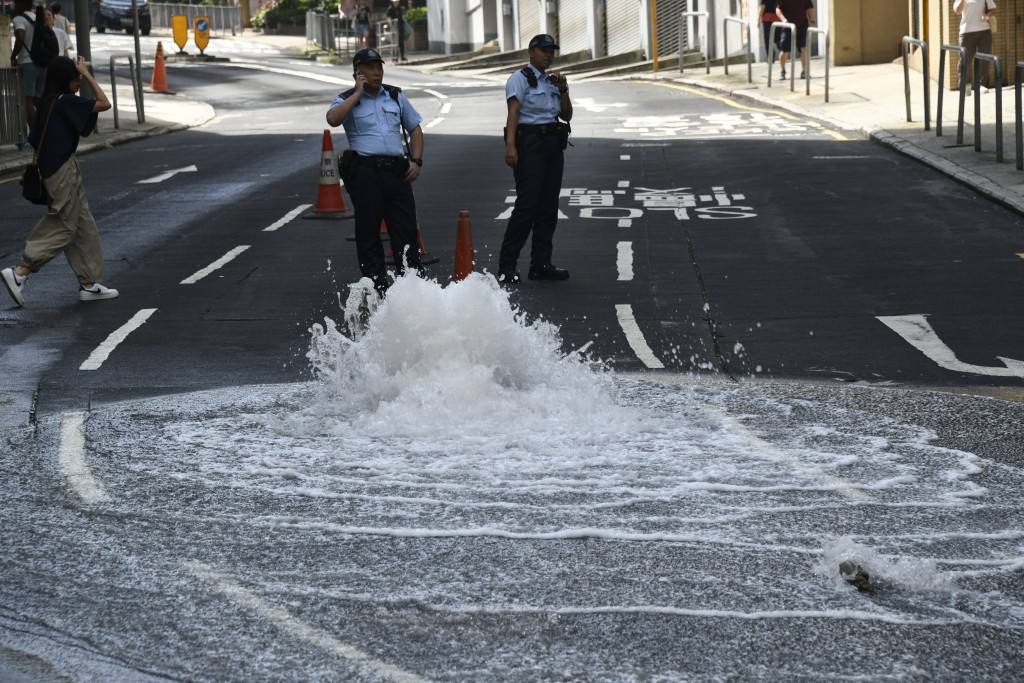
[2,56,119,308]
[954,0,998,91]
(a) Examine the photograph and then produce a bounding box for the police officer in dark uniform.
[498,34,574,284]
[326,48,425,295]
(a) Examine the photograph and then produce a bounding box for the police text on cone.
[303,130,355,220]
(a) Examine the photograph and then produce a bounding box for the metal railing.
[805,27,829,102]
[936,44,967,144]
[767,22,796,90]
[901,36,930,131]
[679,11,709,74]
[306,12,357,56]
[973,52,1002,161]
[109,55,144,128]
[150,3,242,36]
[722,16,751,83]
[0,67,26,146]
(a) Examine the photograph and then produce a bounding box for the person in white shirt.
[45,8,74,57]
[10,0,46,138]
[954,0,997,90]
[50,2,71,33]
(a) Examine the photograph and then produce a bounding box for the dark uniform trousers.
[347,162,421,288]
[499,130,564,271]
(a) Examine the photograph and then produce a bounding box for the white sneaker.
[79,283,119,302]
[2,268,26,307]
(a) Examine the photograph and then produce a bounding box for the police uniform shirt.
[506,65,561,125]
[329,88,423,157]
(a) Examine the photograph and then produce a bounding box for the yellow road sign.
[172,15,188,52]
[194,16,210,54]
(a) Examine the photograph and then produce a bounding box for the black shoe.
[497,269,521,284]
[527,263,569,281]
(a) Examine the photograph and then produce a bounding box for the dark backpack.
[28,10,60,67]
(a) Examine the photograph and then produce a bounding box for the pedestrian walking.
[498,34,573,284]
[385,0,408,63]
[50,2,71,33]
[2,57,118,308]
[325,48,425,296]
[45,7,74,58]
[10,0,47,144]
[775,0,815,80]
[758,1,782,71]
[954,0,997,91]
[354,0,371,49]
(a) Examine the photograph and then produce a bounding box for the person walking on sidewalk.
[758,1,782,71]
[498,34,574,284]
[386,0,408,64]
[2,56,118,308]
[955,0,997,91]
[326,48,425,296]
[10,0,46,143]
[775,0,815,80]
[354,0,371,49]
[50,2,71,33]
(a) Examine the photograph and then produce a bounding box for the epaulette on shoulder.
[339,87,356,98]
[382,83,402,101]
[520,66,538,88]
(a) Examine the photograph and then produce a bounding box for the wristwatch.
[410,157,423,167]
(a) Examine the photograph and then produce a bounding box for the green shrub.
[404,7,426,25]
[252,0,341,29]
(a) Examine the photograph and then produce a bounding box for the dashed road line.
[186,562,429,683]
[79,308,158,371]
[263,204,312,232]
[617,242,633,281]
[58,412,112,503]
[615,304,664,369]
[181,245,251,285]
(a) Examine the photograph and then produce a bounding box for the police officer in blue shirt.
[499,34,574,284]
[326,48,425,295]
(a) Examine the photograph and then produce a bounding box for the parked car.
[90,0,151,35]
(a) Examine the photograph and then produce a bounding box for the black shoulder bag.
[20,97,58,206]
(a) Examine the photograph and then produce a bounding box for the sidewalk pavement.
[3,36,1023,218]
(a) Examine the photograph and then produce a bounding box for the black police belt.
[516,123,561,137]
[356,154,407,168]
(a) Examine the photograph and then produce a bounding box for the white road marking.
[616,242,633,281]
[620,154,631,161]
[440,102,452,114]
[79,308,158,371]
[137,165,198,184]
[615,304,664,369]
[617,180,630,188]
[423,88,447,99]
[186,562,428,683]
[181,245,251,285]
[263,204,313,232]
[425,118,444,128]
[878,314,1024,378]
[59,412,112,503]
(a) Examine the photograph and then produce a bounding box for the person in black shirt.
[386,0,407,64]
[2,57,119,307]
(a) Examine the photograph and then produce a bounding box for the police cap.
[528,34,559,50]
[353,48,385,68]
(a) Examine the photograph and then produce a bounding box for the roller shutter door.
[519,0,542,47]
[605,0,642,56]
[655,0,687,59]
[557,0,590,54]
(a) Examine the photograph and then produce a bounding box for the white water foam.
[89,272,1024,630]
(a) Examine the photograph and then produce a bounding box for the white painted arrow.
[137,165,198,184]
[573,97,628,113]
[877,314,1024,378]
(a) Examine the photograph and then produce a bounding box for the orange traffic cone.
[382,219,440,265]
[150,41,171,93]
[303,131,355,220]
[451,211,474,281]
